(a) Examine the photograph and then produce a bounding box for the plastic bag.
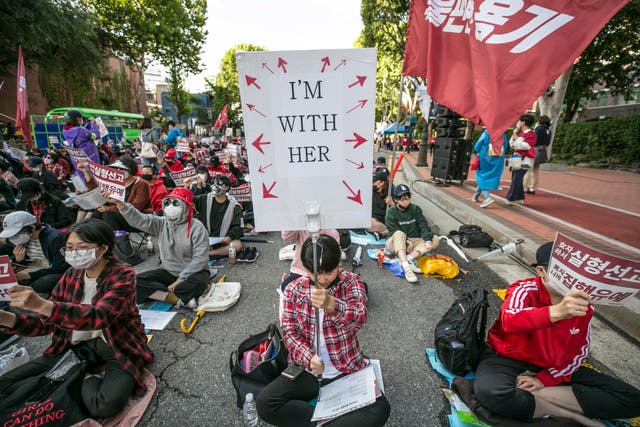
[417,254,460,279]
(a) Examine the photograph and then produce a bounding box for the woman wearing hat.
[62,110,101,175]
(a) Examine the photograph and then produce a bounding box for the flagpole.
[388,75,406,196]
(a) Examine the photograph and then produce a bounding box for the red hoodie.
[487,276,593,387]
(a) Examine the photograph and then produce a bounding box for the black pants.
[0,338,134,419]
[22,273,63,295]
[474,349,640,421]
[136,268,209,304]
[506,168,527,202]
[256,370,390,427]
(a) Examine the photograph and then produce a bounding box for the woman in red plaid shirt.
[257,235,390,426]
[0,219,154,418]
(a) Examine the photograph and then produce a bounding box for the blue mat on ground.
[366,248,405,278]
[426,348,474,387]
[147,301,173,311]
[349,230,386,246]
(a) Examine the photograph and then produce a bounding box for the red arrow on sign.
[277,57,288,73]
[348,75,367,88]
[333,59,347,71]
[245,75,261,89]
[342,180,362,205]
[346,159,365,169]
[251,133,271,154]
[246,104,267,118]
[262,62,274,74]
[320,56,330,73]
[345,133,367,149]
[262,181,278,199]
[347,100,368,114]
[258,163,272,173]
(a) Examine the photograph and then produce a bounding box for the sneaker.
[0,344,18,358]
[480,198,495,208]
[186,298,198,310]
[279,244,296,261]
[471,195,479,203]
[409,262,423,274]
[0,347,29,376]
[514,199,525,205]
[525,189,536,195]
[237,247,250,262]
[505,200,515,206]
[402,263,418,283]
[245,247,259,263]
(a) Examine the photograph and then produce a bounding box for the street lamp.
[416,116,430,167]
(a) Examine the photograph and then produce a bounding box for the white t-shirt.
[315,309,341,379]
[70,273,105,345]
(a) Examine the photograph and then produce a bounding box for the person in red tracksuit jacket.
[474,242,640,426]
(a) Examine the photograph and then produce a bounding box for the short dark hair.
[167,120,176,127]
[17,178,43,199]
[538,115,551,126]
[64,219,115,258]
[535,241,554,267]
[301,234,341,274]
[118,155,138,176]
[141,117,153,129]
[519,114,535,127]
[213,174,231,187]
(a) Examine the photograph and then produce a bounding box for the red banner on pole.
[15,45,33,149]
[213,104,228,131]
[402,0,629,153]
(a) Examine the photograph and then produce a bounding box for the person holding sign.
[105,187,210,307]
[62,110,101,170]
[0,219,154,418]
[474,242,640,426]
[257,235,390,427]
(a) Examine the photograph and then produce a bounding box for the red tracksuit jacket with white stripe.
[486,276,593,387]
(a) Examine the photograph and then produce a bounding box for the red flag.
[213,104,228,131]
[403,0,628,152]
[15,45,33,149]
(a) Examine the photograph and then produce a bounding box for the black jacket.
[16,193,74,229]
[29,226,69,281]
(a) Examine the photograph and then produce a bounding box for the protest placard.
[72,187,107,210]
[95,117,109,138]
[194,148,209,163]
[170,167,197,186]
[236,48,377,231]
[87,162,127,201]
[228,183,252,202]
[0,255,18,301]
[64,146,90,164]
[175,139,191,152]
[546,233,640,306]
[48,135,60,147]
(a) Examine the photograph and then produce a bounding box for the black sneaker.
[245,247,259,263]
[237,247,250,262]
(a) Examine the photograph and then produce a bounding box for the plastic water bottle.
[146,238,154,256]
[228,245,237,264]
[242,393,259,426]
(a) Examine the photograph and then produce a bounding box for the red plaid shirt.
[5,259,154,393]
[282,269,368,373]
[29,199,45,222]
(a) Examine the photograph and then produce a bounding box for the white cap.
[0,211,37,238]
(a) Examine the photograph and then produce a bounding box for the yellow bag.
[417,254,460,279]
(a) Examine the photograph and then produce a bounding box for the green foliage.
[166,69,193,124]
[553,116,640,165]
[206,44,266,127]
[563,2,640,122]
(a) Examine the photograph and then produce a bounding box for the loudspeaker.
[431,138,473,182]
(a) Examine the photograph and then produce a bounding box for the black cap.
[536,242,554,267]
[376,156,386,165]
[373,169,388,182]
[393,184,411,199]
[66,110,83,120]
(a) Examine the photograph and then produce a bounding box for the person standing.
[62,110,101,172]
[472,130,508,208]
[524,115,552,195]
[505,114,536,206]
[163,120,182,149]
[139,117,160,170]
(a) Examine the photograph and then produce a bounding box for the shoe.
[472,195,479,203]
[279,244,296,261]
[409,262,423,274]
[402,263,418,283]
[186,298,198,310]
[0,344,18,358]
[237,247,250,262]
[0,347,29,376]
[514,199,525,205]
[480,198,495,208]
[245,247,259,263]
[505,200,515,206]
[525,189,536,195]
[341,250,347,261]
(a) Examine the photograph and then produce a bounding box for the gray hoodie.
[120,201,209,282]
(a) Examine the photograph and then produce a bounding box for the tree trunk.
[537,64,573,159]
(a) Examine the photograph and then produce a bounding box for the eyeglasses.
[163,199,181,207]
[60,247,96,257]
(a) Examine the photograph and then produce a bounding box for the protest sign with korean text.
[228,183,252,202]
[175,139,191,153]
[170,167,198,186]
[0,255,18,301]
[88,162,127,201]
[547,233,640,306]
[236,48,377,231]
[64,146,91,164]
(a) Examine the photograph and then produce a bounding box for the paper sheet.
[139,310,177,330]
[72,187,106,210]
[311,365,376,421]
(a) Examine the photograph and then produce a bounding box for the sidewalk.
[394,149,640,343]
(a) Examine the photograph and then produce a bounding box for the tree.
[206,44,265,128]
[166,66,192,125]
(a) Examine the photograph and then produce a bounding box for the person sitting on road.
[0,211,69,295]
[0,173,16,213]
[474,242,640,426]
[28,155,67,200]
[0,219,154,419]
[162,148,184,173]
[16,178,75,230]
[106,187,210,308]
[44,151,72,184]
[192,174,245,260]
[187,165,213,197]
[257,235,391,427]
[384,184,439,284]
[369,169,392,239]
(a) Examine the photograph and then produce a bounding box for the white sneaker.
[0,344,18,358]
[480,198,495,208]
[402,263,418,283]
[278,244,296,261]
[186,298,198,310]
[471,195,479,203]
[341,251,347,261]
[0,347,29,376]
[409,262,423,274]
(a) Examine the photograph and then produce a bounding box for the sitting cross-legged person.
[474,242,640,426]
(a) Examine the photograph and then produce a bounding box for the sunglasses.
[163,199,181,207]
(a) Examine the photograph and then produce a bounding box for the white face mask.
[65,248,99,269]
[9,233,31,246]
[164,204,183,220]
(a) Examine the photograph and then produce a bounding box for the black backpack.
[434,288,489,375]
[449,224,494,248]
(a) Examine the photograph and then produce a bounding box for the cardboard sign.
[0,255,18,301]
[547,233,640,306]
[169,167,197,186]
[88,161,127,201]
[64,146,90,164]
[228,183,252,202]
[236,48,377,231]
[95,117,109,138]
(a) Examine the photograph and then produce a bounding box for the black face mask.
[141,174,153,181]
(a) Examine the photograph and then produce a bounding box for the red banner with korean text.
[546,233,640,306]
[15,45,33,149]
[402,0,629,153]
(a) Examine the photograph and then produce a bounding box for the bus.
[31,107,144,151]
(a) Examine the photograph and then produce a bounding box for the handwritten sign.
[87,162,127,201]
[236,48,377,231]
[0,255,18,301]
[169,167,197,186]
[547,233,640,306]
[228,183,252,202]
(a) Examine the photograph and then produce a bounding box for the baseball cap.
[535,241,554,267]
[393,184,411,199]
[109,159,128,171]
[0,211,37,238]
[373,169,388,183]
[376,156,386,165]
[28,156,43,168]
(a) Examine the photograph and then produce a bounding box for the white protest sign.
[547,233,640,306]
[48,135,60,147]
[170,167,198,186]
[228,183,252,202]
[175,139,191,152]
[0,255,18,301]
[64,146,90,164]
[95,117,109,138]
[237,48,377,231]
[87,162,127,201]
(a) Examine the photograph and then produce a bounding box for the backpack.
[434,288,489,375]
[449,224,494,248]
